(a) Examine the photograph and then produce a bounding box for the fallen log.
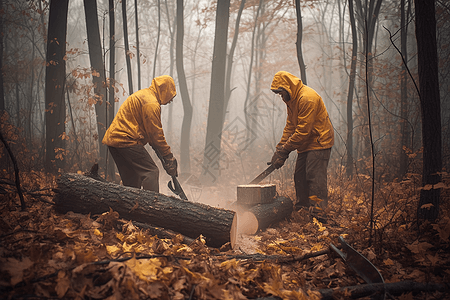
[249,196,293,232]
[234,196,293,234]
[54,173,237,248]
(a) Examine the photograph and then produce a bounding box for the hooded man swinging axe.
[103,75,179,193]
[270,71,334,219]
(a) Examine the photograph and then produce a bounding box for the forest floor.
[0,171,449,300]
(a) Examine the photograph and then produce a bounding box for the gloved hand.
[270,146,290,169]
[163,153,178,177]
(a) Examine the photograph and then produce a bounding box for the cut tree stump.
[236,184,276,206]
[54,173,237,248]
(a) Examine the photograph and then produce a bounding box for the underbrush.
[0,167,449,299]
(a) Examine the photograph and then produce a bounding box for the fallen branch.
[212,247,332,263]
[0,129,26,210]
[318,281,449,299]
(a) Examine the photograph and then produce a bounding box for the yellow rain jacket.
[271,71,334,154]
[102,75,176,157]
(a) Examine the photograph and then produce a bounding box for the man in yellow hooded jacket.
[270,71,334,213]
[103,75,178,192]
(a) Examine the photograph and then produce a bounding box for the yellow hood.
[151,75,176,105]
[102,75,176,157]
[271,71,334,153]
[271,70,304,101]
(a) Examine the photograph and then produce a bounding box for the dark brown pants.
[108,145,159,192]
[294,148,332,210]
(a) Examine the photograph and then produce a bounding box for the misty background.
[1,0,449,208]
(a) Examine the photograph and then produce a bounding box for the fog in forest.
[1,0,449,209]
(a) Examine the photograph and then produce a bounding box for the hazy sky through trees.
[1,0,449,203]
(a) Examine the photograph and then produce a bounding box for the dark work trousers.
[294,148,332,210]
[108,145,159,192]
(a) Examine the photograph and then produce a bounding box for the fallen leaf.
[420,203,434,210]
[125,257,161,281]
[2,256,33,286]
[427,254,440,266]
[55,270,70,298]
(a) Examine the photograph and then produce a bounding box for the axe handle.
[168,176,188,200]
[153,148,188,201]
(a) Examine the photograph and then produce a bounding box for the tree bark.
[152,0,161,79]
[224,0,246,115]
[134,0,141,91]
[83,0,108,173]
[54,173,237,248]
[295,0,307,84]
[163,0,176,145]
[248,196,293,233]
[0,0,4,114]
[201,0,230,185]
[176,0,193,174]
[415,0,442,221]
[346,0,357,178]
[399,0,409,177]
[243,0,262,147]
[122,0,133,94]
[45,0,69,173]
[106,0,116,182]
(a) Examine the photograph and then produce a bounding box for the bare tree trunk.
[164,0,176,145]
[224,0,246,115]
[0,0,4,115]
[415,0,442,221]
[295,0,307,84]
[27,32,35,150]
[84,0,108,173]
[153,0,161,79]
[0,0,5,170]
[107,0,116,182]
[45,0,69,173]
[122,0,133,94]
[243,0,262,136]
[134,0,141,91]
[346,0,357,178]
[176,0,193,174]
[251,2,266,138]
[202,0,230,185]
[354,0,383,161]
[399,0,410,177]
